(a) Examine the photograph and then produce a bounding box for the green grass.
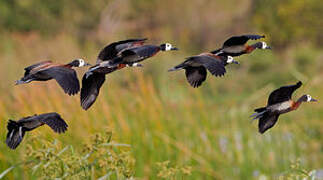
[0,35,322,179]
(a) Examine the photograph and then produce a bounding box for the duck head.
[68,59,91,67]
[226,56,239,64]
[261,42,271,49]
[160,43,178,51]
[298,94,317,102]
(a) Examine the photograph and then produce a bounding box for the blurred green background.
[0,0,322,179]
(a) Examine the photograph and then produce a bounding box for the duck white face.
[261,42,271,49]
[227,56,233,63]
[226,56,239,64]
[76,58,91,67]
[165,43,173,51]
[77,59,85,67]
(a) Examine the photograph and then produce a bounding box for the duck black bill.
[232,60,240,64]
[15,80,22,85]
[310,98,317,102]
[171,47,179,51]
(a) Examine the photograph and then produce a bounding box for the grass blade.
[0,166,15,179]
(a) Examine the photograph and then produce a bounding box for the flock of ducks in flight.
[6,34,317,149]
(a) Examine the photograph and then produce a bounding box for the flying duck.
[211,34,271,57]
[102,42,178,68]
[250,81,317,134]
[168,53,238,88]
[80,38,147,110]
[15,59,90,95]
[6,112,68,149]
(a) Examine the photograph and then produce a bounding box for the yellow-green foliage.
[156,160,192,179]
[21,131,135,179]
[0,0,322,179]
[280,159,318,180]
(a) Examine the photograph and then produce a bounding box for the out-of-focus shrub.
[0,0,108,36]
[23,130,135,179]
[252,0,323,48]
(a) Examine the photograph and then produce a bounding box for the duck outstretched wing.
[258,114,280,134]
[41,67,80,95]
[185,66,207,88]
[32,113,68,133]
[80,72,106,110]
[24,61,52,76]
[223,34,265,47]
[267,81,302,105]
[186,56,226,77]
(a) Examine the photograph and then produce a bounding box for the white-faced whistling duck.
[211,34,271,57]
[81,38,148,110]
[15,59,91,96]
[103,42,178,68]
[250,81,317,134]
[6,112,68,149]
[168,53,238,88]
